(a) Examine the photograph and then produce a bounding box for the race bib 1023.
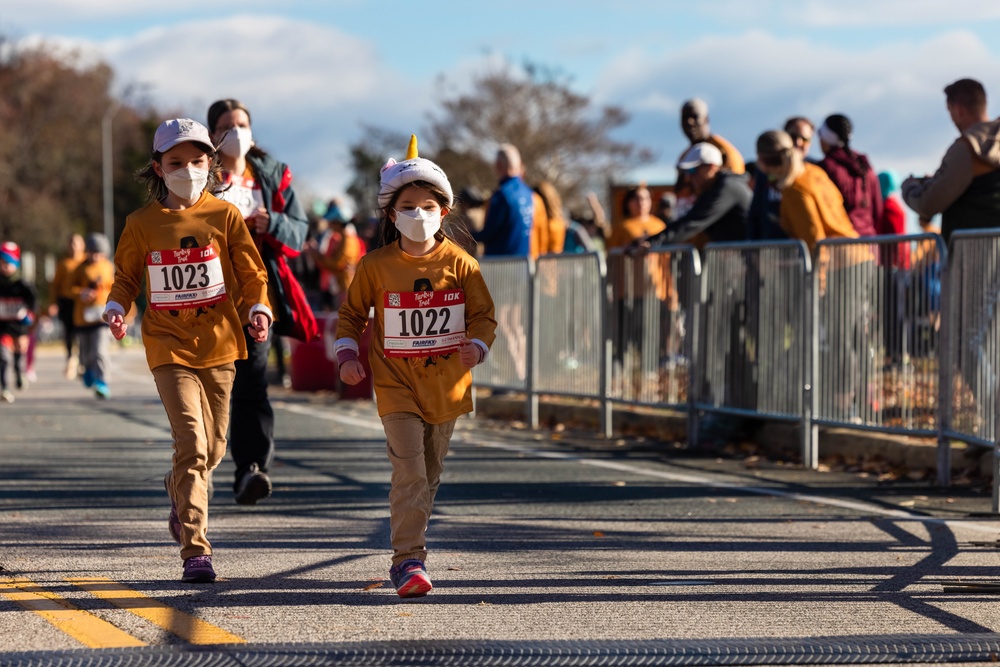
[383,289,465,357]
[147,244,227,310]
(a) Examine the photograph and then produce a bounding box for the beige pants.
[153,363,235,560]
[381,412,456,567]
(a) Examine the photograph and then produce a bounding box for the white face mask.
[393,208,441,242]
[163,166,209,201]
[218,126,253,159]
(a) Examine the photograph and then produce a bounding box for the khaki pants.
[381,412,455,567]
[153,363,235,560]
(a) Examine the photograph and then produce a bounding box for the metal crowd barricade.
[695,240,815,464]
[605,247,701,438]
[812,235,945,462]
[535,252,610,435]
[473,256,537,424]
[940,231,999,510]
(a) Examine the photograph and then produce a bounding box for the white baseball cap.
[678,142,724,170]
[153,118,215,154]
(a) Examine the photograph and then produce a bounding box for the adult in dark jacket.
[650,142,751,247]
[817,114,883,237]
[207,98,309,505]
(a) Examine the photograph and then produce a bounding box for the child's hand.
[107,311,127,340]
[458,338,483,369]
[247,312,271,343]
[340,359,366,385]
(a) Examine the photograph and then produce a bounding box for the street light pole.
[102,102,120,253]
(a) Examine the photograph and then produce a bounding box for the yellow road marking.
[68,578,245,645]
[0,578,146,648]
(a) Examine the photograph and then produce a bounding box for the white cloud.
[28,14,433,203]
[595,29,1000,185]
[793,0,1000,27]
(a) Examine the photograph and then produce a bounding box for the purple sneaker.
[163,473,181,544]
[389,559,432,598]
[182,555,216,583]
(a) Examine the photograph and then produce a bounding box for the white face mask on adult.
[218,127,254,159]
[394,208,441,242]
[163,166,209,201]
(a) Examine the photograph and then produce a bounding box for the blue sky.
[5,1,1000,220]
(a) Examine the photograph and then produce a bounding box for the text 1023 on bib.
[383,289,466,357]
[146,244,227,310]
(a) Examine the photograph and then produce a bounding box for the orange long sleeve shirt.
[336,237,497,423]
[107,192,270,370]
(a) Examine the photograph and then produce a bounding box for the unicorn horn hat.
[377,134,454,210]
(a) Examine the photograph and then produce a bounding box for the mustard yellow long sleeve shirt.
[51,254,85,302]
[107,192,269,370]
[336,237,497,423]
[70,258,115,328]
[780,163,859,251]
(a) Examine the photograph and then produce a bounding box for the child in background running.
[71,233,115,399]
[335,136,497,598]
[0,242,36,403]
[104,118,271,583]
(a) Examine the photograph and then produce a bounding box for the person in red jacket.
[876,170,910,366]
[818,114,883,237]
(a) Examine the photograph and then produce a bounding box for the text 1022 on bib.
[383,289,466,357]
[146,244,227,310]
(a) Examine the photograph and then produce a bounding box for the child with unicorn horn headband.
[335,135,497,598]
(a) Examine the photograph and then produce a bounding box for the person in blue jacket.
[474,144,533,256]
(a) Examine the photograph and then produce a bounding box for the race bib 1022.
[383,289,465,357]
[147,244,227,310]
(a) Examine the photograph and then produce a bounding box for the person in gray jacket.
[901,78,1000,242]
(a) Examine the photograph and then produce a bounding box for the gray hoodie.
[901,118,1000,240]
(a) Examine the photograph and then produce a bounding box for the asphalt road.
[1,343,999,666]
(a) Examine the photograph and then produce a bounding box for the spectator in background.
[755,131,859,253]
[679,98,746,174]
[474,144,533,256]
[817,114,883,237]
[307,215,339,311]
[607,185,665,250]
[902,78,1000,430]
[757,130,872,419]
[877,170,910,365]
[675,98,745,222]
[901,78,1000,242]
[50,233,86,379]
[878,171,908,239]
[530,181,566,257]
[651,143,751,248]
[784,116,816,161]
[658,191,677,224]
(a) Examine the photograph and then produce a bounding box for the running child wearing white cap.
[104,118,272,584]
